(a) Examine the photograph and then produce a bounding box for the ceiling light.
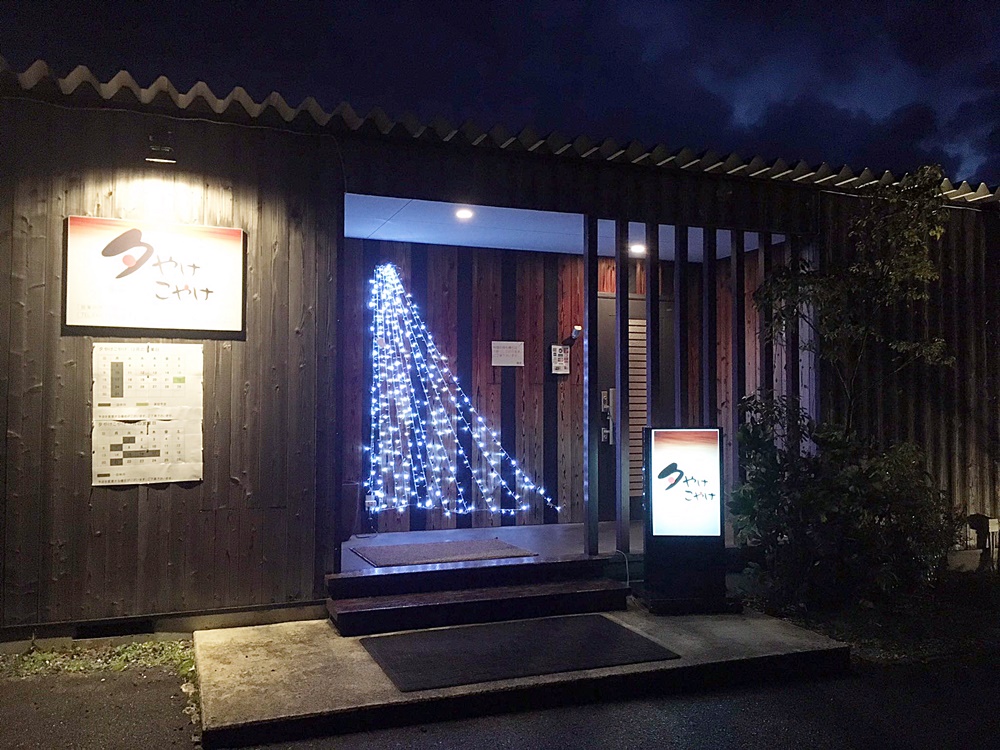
[455,208,474,220]
[629,243,646,256]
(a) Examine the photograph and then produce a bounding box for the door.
[596,295,673,522]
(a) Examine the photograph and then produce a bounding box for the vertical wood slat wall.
[819,194,1000,520]
[1,102,335,627]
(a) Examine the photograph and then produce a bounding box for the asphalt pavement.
[2,652,998,749]
[246,652,1000,750]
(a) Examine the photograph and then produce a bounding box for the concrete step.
[327,578,630,636]
[195,610,851,749]
[326,554,611,600]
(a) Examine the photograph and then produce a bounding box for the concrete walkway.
[195,605,848,748]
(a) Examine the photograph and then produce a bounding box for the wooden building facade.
[1,60,998,631]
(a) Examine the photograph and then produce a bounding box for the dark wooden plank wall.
[1,101,335,627]
[819,193,1000,519]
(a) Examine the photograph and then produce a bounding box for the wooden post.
[787,235,802,448]
[731,230,746,484]
[615,219,631,554]
[582,215,600,556]
[673,225,689,426]
[759,232,774,399]
[701,228,718,426]
[645,222,661,426]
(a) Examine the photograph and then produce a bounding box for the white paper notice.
[491,340,524,367]
[92,420,203,485]
[93,342,203,420]
[91,343,204,486]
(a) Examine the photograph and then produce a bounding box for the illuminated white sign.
[65,216,245,334]
[648,428,722,537]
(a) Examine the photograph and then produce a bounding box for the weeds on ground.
[1,638,201,739]
[0,639,195,679]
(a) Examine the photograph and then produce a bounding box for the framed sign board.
[64,216,246,338]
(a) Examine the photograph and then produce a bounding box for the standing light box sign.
[65,216,245,335]
[648,428,723,537]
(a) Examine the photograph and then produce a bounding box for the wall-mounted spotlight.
[146,131,177,164]
[455,207,474,220]
[562,324,583,347]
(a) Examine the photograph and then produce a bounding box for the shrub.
[730,394,961,611]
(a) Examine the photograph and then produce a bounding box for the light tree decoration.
[365,263,559,518]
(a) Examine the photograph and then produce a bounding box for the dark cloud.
[735,98,957,177]
[1,0,998,184]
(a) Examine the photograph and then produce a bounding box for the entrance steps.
[325,556,629,636]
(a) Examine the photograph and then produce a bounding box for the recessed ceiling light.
[629,243,646,256]
[455,208,474,220]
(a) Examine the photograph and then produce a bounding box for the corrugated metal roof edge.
[1,57,997,206]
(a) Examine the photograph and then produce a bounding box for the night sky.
[2,1,998,184]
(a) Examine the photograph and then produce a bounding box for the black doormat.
[360,614,679,692]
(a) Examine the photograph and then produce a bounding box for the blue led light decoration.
[365,263,559,518]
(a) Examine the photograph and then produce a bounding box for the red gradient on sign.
[653,429,719,452]
[67,215,244,246]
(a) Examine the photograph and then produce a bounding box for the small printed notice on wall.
[65,216,245,334]
[491,340,524,367]
[551,344,571,375]
[91,343,203,486]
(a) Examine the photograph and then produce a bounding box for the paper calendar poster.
[91,343,203,485]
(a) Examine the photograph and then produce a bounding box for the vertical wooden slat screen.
[730,231,746,489]
[645,223,662,426]
[701,229,718,427]
[785,235,802,447]
[758,232,774,400]
[673,226,690,426]
[583,215,600,553]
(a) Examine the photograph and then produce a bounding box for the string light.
[364,263,560,517]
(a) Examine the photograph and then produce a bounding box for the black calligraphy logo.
[101,228,153,278]
[657,462,684,490]
[100,227,214,301]
[657,460,716,503]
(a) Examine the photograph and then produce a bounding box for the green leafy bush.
[730,395,961,611]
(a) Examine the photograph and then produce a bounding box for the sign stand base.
[632,582,742,616]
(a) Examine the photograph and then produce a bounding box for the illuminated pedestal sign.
[641,427,732,614]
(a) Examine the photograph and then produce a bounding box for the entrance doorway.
[596,294,673,522]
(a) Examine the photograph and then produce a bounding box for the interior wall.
[340,240,588,530]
